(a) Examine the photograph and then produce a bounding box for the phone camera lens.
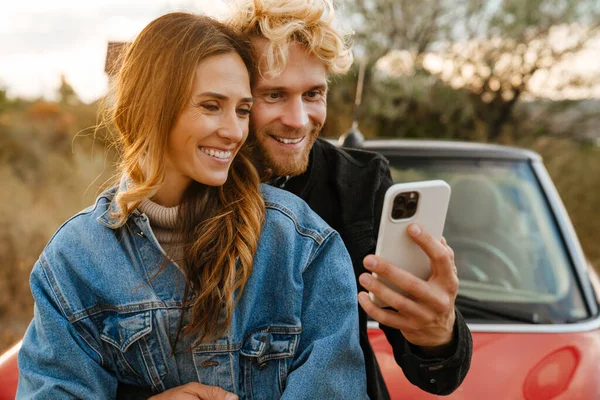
[406,200,417,212]
[392,208,404,219]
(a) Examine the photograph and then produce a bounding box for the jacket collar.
[97,175,141,229]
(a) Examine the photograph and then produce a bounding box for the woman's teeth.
[274,136,303,144]
[200,148,232,160]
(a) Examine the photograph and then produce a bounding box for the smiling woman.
[15,12,366,399]
[158,54,254,204]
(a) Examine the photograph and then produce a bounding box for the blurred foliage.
[0,90,116,352]
[529,138,600,269]
[338,0,600,142]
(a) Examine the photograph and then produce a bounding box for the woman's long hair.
[104,12,265,344]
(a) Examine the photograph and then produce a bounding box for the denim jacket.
[17,183,367,399]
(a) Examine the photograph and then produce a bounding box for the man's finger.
[441,236,448,246]
[358,273,426,317]
[440,237,459,275]
[358,292,414,331]
[407,224,455,279]
[363,255,440,306]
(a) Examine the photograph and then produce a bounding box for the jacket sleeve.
[373,160,394,238]
[282,232,367,399]
[373,161,473,395]
[17,256,117,399]
[379,311,472,395]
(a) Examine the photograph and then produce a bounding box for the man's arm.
[361,162,472,395]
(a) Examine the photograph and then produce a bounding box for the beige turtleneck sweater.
[138,198,186,268]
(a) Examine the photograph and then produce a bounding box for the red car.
[2,139,599,399]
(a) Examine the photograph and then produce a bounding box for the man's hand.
[358,223,458,349]
[148,383,238,400]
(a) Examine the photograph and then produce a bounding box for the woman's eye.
[237,108,251,117]
[202,104,219,111]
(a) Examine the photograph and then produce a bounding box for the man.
[228,0,472,398]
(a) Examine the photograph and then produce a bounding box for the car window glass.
[387,156,589,324]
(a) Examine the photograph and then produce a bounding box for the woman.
[16,13,366,399]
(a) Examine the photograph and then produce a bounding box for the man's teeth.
[200,148,232,159]
[274,136,303,144]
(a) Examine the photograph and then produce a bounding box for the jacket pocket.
[240,327,300,400]
[192,343,237,394]
[100,310,168,392]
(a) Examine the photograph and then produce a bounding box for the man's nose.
[280,97,309,129]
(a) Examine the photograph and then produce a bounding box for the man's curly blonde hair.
[227,0,353,77]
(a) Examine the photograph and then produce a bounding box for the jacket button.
[258,362,268,370]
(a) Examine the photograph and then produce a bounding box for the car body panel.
[370,324,600,400]
[0,341,21,400]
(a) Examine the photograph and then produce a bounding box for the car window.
[386,156,589,324]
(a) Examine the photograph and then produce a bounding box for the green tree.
[340,0,600,141]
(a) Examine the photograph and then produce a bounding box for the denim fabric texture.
[17,182,367,399]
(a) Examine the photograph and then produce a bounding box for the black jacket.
[277,138,472,399]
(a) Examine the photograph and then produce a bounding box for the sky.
[0,0,229,103]
[1,0,599,103]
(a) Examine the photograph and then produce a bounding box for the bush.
[0,101,115,352]
[530,137,600,269]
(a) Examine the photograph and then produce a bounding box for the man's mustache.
[261,122,322,139]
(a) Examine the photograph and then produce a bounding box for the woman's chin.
[193,174,228,187]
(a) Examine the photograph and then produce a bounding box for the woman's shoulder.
[35,186,141,306]
[260,183,335,244]
[44,187,117,252]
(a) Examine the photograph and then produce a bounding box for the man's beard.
[251,122,321,179]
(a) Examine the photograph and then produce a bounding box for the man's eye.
[265,93,281,102]
[304,91,323,100]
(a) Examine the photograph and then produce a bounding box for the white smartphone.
[369,180,451,308]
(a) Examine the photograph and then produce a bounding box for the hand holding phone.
[369,180,451,308]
